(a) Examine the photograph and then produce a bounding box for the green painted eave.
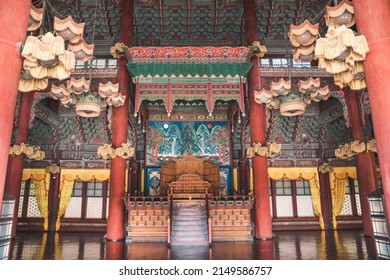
[126,63,253,78]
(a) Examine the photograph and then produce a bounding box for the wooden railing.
[125,195,170,207]
[207,195,253,208]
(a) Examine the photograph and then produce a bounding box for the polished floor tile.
[8,229,378,260]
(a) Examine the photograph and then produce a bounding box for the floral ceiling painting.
[146,121,230,166]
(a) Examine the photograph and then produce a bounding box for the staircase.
[170,200,210,246]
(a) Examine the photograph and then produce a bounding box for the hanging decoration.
[335,139,377,159]
[50,69,124,117]
[319,162,334,174]
[250,41,268,58]
[97,143,135,160]
[254,66,329,116]
[45,163,60,174]
[314,0,369,90]
[246,142,282,158]
[288,19,319,62]
[19,1,94,92]
[27,4,43,32]
[9,143,45,160]
[325,0,355,28]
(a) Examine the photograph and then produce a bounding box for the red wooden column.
[5,92,34,236]
[0,0,30,213]
[343,89,378,236]
[128,160,140,196]
[243,0,273,239]
[354,0,390,225]
[318,169,333,231]
[238,159,249,195]
[107,0,133,241]
[47,169,61,232]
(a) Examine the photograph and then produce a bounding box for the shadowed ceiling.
[24,0,361,164]
[37,0,330,55]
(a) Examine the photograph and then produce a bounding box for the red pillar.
[107,0,133,241]
[318,170,333,230]
[343,89,378,236]
[354,0,390,226]
[238,158,249,195]
[128,160,140,196]
[47,170,61,232]
[5,92,34,236]
[243,0,273,239]
[0,0,31,213]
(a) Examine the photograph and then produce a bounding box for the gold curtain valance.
[268,167,319,181]
[60,169,111,182]
[22,168,48,182]
[331,166,357,181]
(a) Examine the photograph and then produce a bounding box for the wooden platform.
[125,197,170,242]
[209,200,253,242]
[125,195,254,243]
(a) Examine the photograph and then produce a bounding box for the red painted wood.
[102,180,108,219]
[128,160,140,196]
[107,0,133,241]
[344,89,378,236]
[354,0,390,228]
[244,0,273,239]
[291,180,298,218]
[348,178,358,217]
[238,159,249,195]
[81,181,87,219]
[318,171,333,230]
[5,92,34,236]
[48,173,61,232]
[0,0,30,214]
[270,179,277,218]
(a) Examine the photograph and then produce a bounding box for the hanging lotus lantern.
[267,98,280,110]
[50,84,70,100]
[291,45,315,63]
[54,16,85,44]
[297,77,330,102]
[298,77,320,94]
[310,86,330,102]
[107,93,126,107]
[67,39,94,62]
[279,90,308,116]
[27,4,43,31]
[270,78,291,96]
[60,95,74,108]
[75,93,103,118]
[325,0,355,28]
[67,77,90,94]
[288,19,319,47]
[254,88,273,104]
[99,81,119,98]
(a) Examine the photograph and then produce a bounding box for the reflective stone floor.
[9,229,378,260]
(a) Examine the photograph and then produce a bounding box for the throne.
[160,154,220,196]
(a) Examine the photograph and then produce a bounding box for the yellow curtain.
[22,169,50,230]
[55,169,112,231]
[61,169,111,182]
[268,167,323,229]
[233,168,238,193]
[56,177,75,231]
[309,176,324,229]
[33,178,49,230]
[268,167,319,180]
[329,167,357,229]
